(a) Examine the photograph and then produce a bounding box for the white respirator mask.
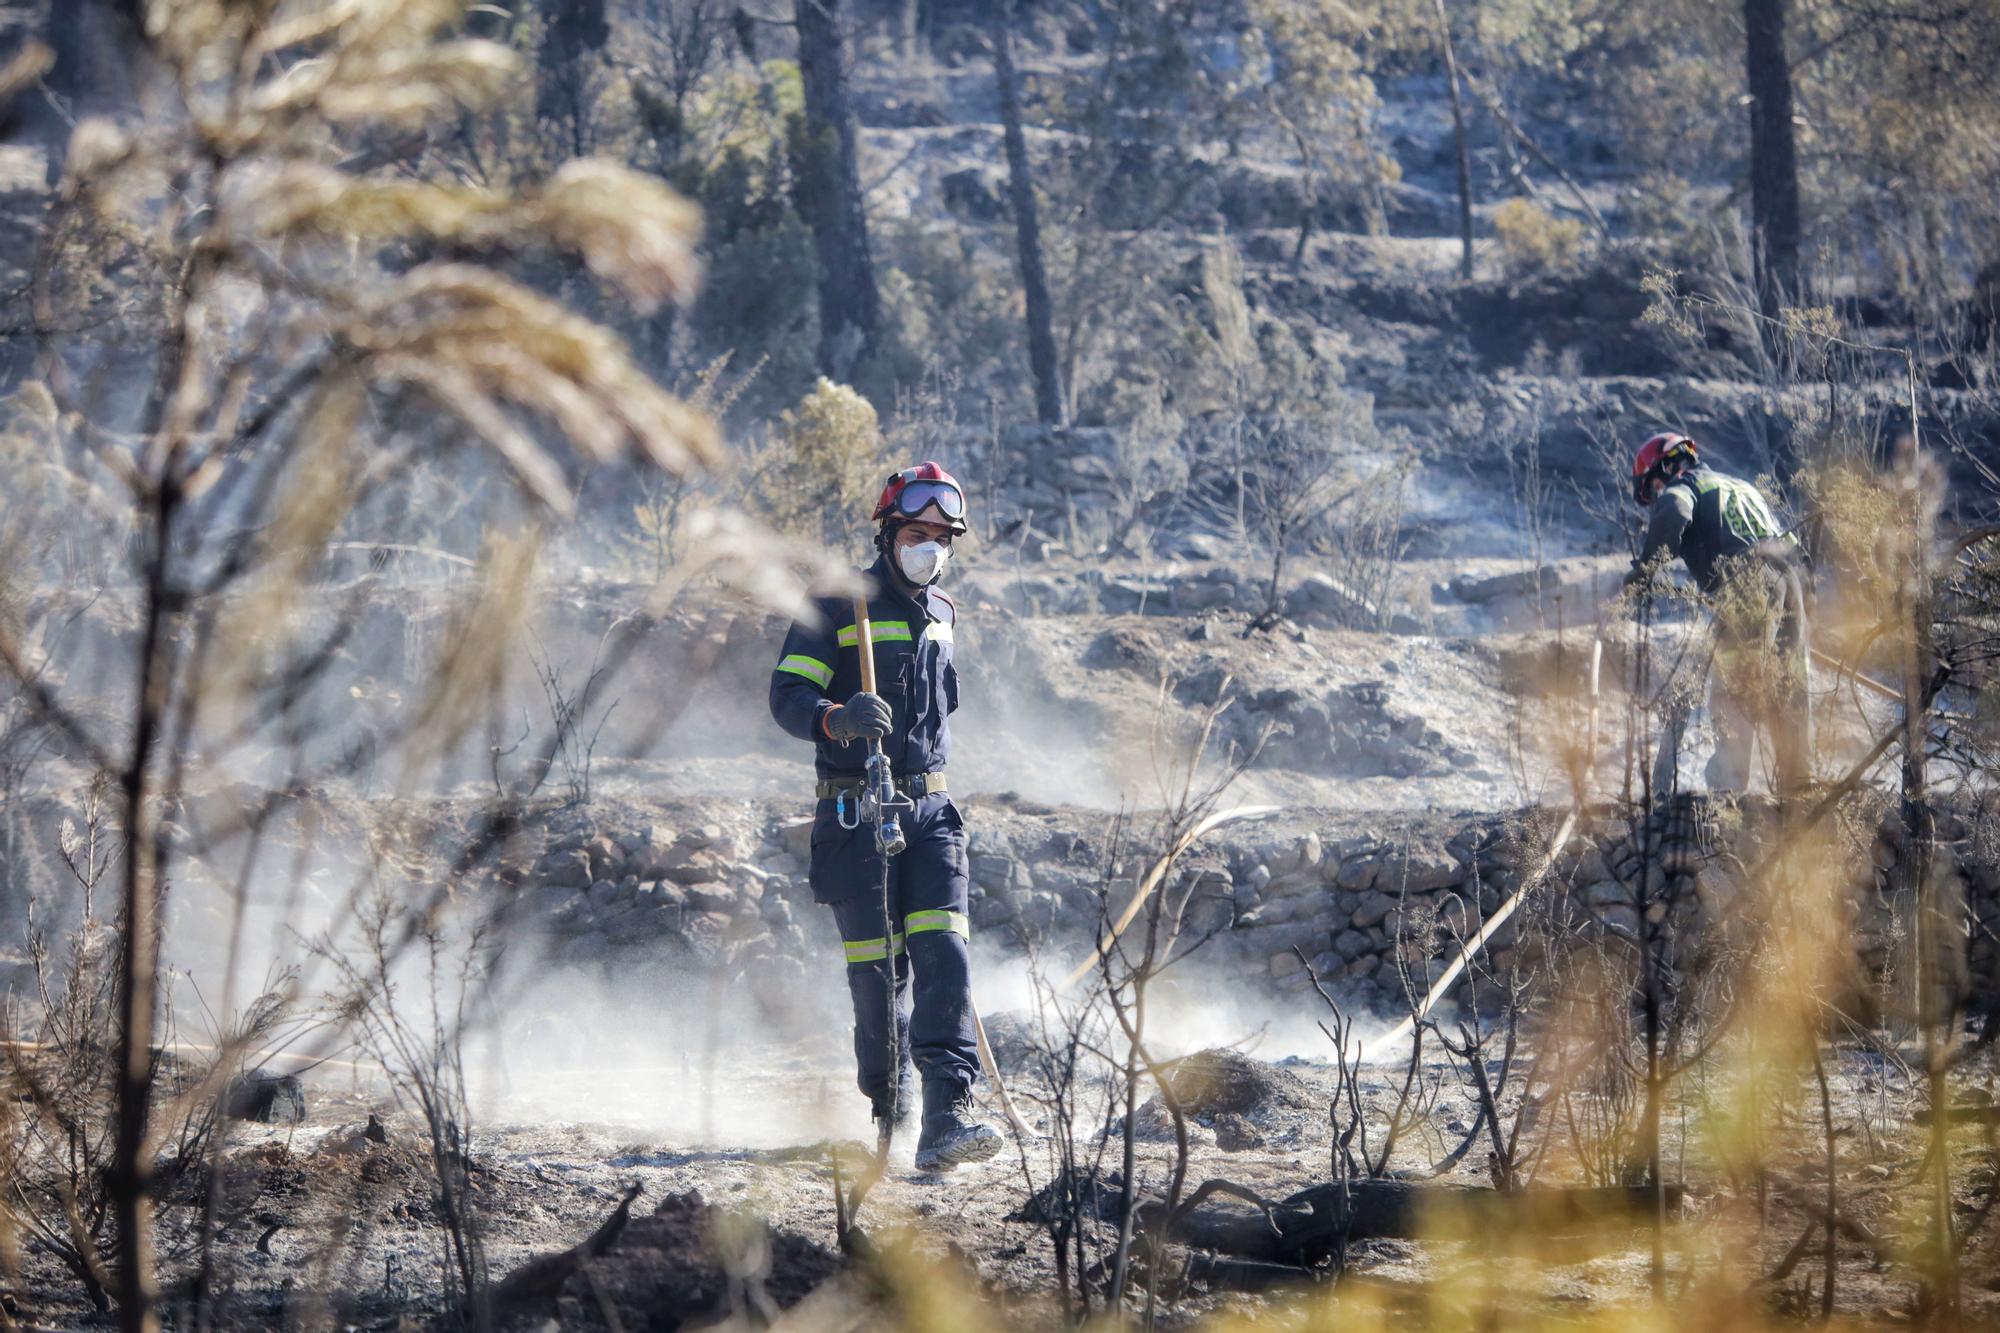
[898,540,949,587]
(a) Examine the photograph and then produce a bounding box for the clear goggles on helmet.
[889,478,965,522]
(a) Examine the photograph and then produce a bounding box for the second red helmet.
[1631,432,1697,503]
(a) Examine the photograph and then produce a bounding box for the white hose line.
[971,1006,1036,1141]
[1587,636,1603,768]
[1057,804,1282,993]
[1361,806,1579,1061]
[1361,631,1602,1061]
[1808,646,1901,704]
[956,804,1279,1145]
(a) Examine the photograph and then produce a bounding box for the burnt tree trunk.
[537,0,610,158]
[1744,0,1802,324]
[1157,1181,1685,1270]
[113,473,178,1333]
[45,0,141,103]
[990,0,1063,425]
[794,0,881,380]
[1434,0,1473,281]
[33,0,143,162]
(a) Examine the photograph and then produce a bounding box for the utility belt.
[815,771,947,801]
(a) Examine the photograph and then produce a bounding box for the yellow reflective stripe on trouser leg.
[903,909,970,940]
[777,655,834,688]
[843,933,906,963]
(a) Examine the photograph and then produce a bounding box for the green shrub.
[1493,198,1587,279]
[755,378,887,550]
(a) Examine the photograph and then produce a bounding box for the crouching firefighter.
[767,462,1003,1171]
[1626,432,1813,795]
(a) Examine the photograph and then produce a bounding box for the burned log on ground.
[222,1070,306,1124]
[486,1181,642,1321]
[552,1188,844,1330]
[1146,1178,1685,1270]
[1013,1167,1127,1224]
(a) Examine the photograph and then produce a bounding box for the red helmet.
[1632,432,1697,504]
[872,461,969,534]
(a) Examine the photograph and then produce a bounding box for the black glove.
[825,691,893,743]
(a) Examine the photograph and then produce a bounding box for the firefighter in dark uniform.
[767,462,1002,1171]
[1626,432,1812,794]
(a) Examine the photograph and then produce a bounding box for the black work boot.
[914,1079,1002,1171]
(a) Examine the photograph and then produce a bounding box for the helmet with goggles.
[1631,432,1698,505]
[872,461,969,535]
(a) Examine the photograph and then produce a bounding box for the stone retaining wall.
[507,791,1999,1018]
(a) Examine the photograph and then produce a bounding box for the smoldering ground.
[152,793,1390,1150]
[461,949,1392,1142]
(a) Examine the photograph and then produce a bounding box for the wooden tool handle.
[852,597,877,693]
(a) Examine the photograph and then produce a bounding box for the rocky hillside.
[0,1,1993,1015]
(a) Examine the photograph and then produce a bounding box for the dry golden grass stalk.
[0,1,770,1323]
[0,38,52,105]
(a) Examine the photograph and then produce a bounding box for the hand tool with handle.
[848,595,911,856]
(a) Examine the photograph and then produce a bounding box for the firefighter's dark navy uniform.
[768,554,980,1112]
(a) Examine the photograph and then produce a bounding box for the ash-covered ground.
[74,1022,1991,1329]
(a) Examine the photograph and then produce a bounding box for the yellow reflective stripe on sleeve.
[837,621,912,646]
[904,909,970,939]
[843,933,906,963]
[922,620,954,646]
[776,655,835,689]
